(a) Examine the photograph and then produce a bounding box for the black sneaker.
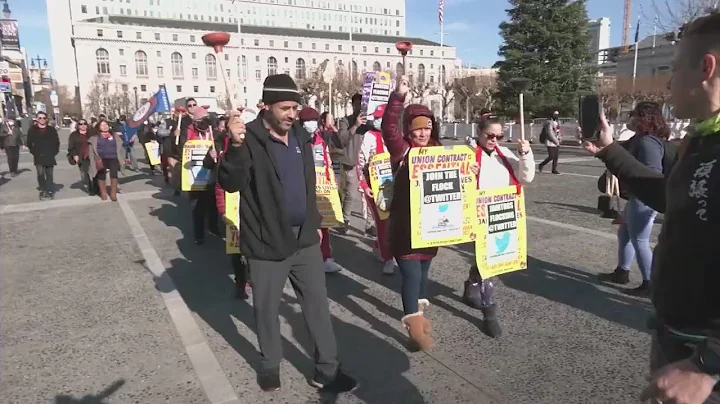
[364,226,377,237]
[599,267,630,285]
[538,165,544,173]
[551,171,561,175]
[47,192,55,200]
[625,280,651,296]
[481,306,503,338]
[336,221,349,235]
[257,369,281,392]
[309,370,358,394]
[194,239,205,245]
[39,191,46,200]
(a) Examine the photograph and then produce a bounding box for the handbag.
[95,158,104,171]
[597,171,621,218]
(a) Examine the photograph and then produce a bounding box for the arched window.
[395,62,404,77]
[237,56,248,81]
[295,58,306,80]
[440,65,446,84]
[268,56,278,76]
[96,48,110,75]
[417,63,426,83]
[171,52,184,78]
[205,54,217,79]
[351,61,358,79]
[372,61,381,72]
[135,51,148,76]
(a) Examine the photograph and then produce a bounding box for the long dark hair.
[319,111,333,130]
[631,102,669,140]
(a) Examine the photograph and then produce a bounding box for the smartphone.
[579,94,602,140]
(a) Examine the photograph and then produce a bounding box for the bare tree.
[595,74,671,119]
[455,75,498,122]
[216,93,230,112]
[650,0,719,32]
[84,75,108,119]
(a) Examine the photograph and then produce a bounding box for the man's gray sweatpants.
[341,164,359,224]
[247,242,339,378]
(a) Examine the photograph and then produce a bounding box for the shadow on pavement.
[54,379,125,404]
[533,200,602,216]
[148,203,424,401]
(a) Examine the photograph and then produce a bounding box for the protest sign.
[360,72,391,117]
[474,185,527,278]
[368,152,392,220]
[181,139,213,191]
[409,146,477,248]
[225,191,240,254]
[316,166,344,227]
[144,141,161,166]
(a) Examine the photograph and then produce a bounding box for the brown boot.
[110,178,118,201]
[402,312,433,351]
[97,179,108,200]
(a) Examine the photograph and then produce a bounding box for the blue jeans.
[617,197,657,281]
[396,258,432,315]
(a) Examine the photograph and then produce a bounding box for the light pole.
[133,86,138,110]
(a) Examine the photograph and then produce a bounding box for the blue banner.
[125,85,171,138]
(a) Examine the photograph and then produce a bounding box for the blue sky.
[15,0,652,75]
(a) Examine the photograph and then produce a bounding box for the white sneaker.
[324,258,344,273]
[382,260,395,275]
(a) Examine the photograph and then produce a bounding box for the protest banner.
[474,185,527,278]
[225,191,240,254]
[181,139,213,191]
[316,166,344,227]
[144,141,161,166]
[368,152,392,221]
[360,72,391,117]
[409,145,477,248]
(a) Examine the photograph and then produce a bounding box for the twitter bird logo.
[438,204,449,213]
[495,232,511,253]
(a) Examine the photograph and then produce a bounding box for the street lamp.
[133,86,138,110]
[510,78,531,140]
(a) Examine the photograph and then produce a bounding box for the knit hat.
[409,116,432,132]
[262,74,302,105]
[298,107,320,123]
[192,106,209,121]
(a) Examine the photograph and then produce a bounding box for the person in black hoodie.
[67,119,94,194]
[585,13,720,404]
[218,74,356,394]
[26,112,60,200]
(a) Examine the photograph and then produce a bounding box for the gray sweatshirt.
[336,114,364,166]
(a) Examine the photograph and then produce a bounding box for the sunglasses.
[37,117,47,121]
[485,134,504,140]
[187,103,197,107]
[79,122,88,126]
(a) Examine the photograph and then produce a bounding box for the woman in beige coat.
[88,120,124,201]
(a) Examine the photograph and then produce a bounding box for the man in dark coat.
[1,118,23,176]
[26,111,60,200]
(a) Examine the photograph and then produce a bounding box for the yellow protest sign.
[144,141,161,166]
[225,191,240,254]
[181,139,213,191]
[316,166,344,228]
[368,152,392,221]
[474,185,527,279]
[409,146,477,248]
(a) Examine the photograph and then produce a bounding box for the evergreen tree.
[494,0,595,117]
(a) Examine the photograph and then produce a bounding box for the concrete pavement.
[0,143,654,403]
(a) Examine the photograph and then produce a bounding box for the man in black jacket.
[218,74,356,394]
[26,112,60,200]
[585,13,720,404]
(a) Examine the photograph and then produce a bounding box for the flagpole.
[632,16,640,108]
[652,15,657,53]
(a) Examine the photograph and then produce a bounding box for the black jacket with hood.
[217,113,322,261]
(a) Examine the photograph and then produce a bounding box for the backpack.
[539,123,548,144]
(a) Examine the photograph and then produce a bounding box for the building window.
[119,64,127,76]
[295,58,306,80]
[81,5,88,13]
[430,50,434,56]
[191,52,196,59]
[325,44,329,50]
[374,47,379,53]
[338,44,342,51]
[284,57,289,63]
[210,86,216,93]
[121,84,129,92]
[171,52,184,78]
[396,62,404,77]
[312,43,316,50]
[430,75,434,83]
[386,61,391,68]
[190,35,196,42]
[194,85,199,93]
[417,64,425,83]
[225,54,229,61]
[116,30,123,38]
[420,50,424,56]
[298,42,303,49]
[439,65,446,83]
[254,39,259,46]
[177,85,183,92]
[284,41,288,48]
[119,49,125,56]
[135,51,148,76]
[136,32,142,40]
[156,50,161,57]
[255,69,261,81]
[97,29,104,37]
[386,47,390,54]
[372,61,381,72]
[140,84,147,92]
[155,33,160,40]
[239,56,248,81]
[157,66,164,77]
[173,34,178,41]
[269,40,274,46]
[351,61,358,79]
[96,48,111,74]
[267,56,278,76]
[192,67,199,78]
[205,54,217,79]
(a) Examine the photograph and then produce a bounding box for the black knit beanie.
[262,74,302,105]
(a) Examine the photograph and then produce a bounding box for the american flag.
[438,0,444,24]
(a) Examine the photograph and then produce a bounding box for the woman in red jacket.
[381,77,440,351]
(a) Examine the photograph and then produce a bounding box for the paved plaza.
[0,130,656,403]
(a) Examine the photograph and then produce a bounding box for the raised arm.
[217,116,251,193]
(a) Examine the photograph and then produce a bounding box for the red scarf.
[367,129,384,154]
[313,131,331,180]
[475,146,521,195]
